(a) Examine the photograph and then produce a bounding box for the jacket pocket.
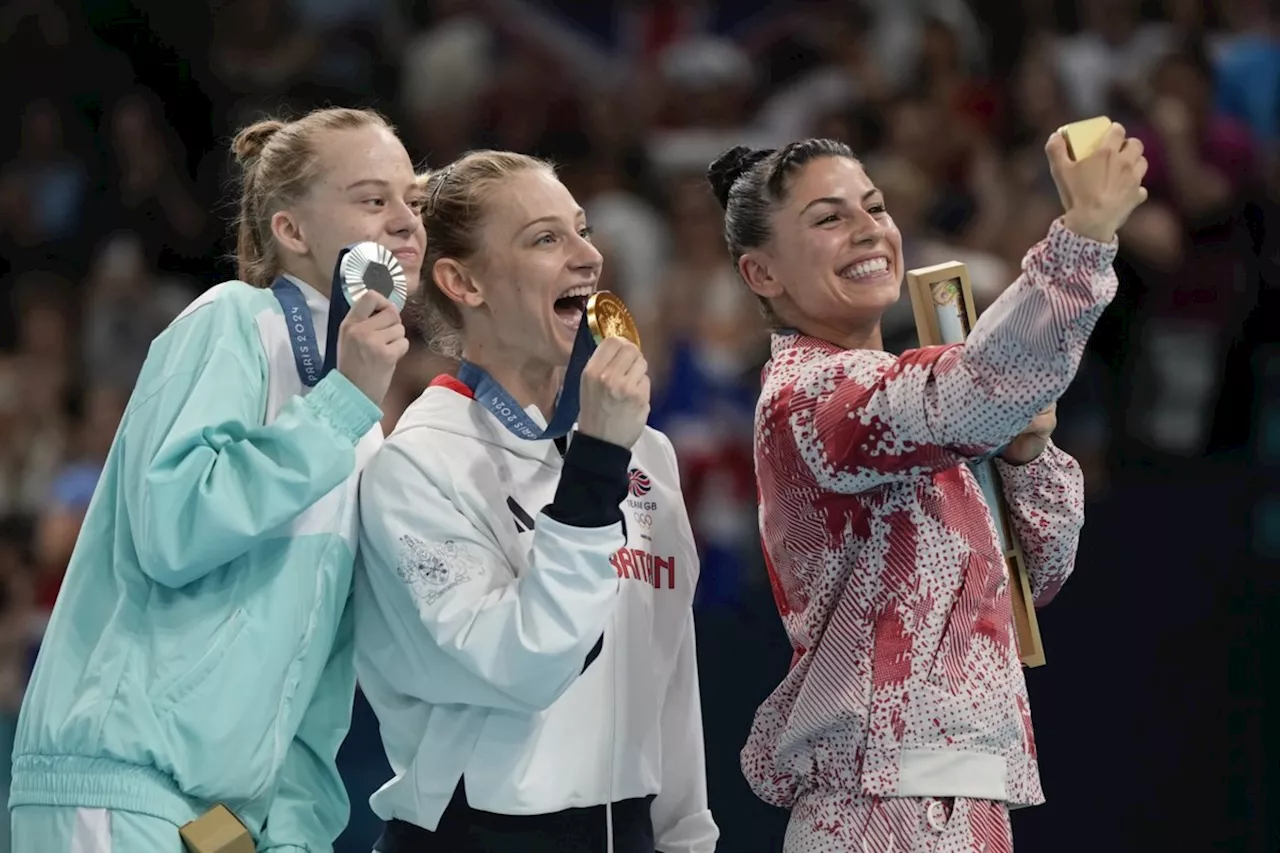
[153,608,248,711]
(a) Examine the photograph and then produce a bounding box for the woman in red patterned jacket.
[706,124,1147,852]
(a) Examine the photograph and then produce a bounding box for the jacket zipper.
[606,605,618,853]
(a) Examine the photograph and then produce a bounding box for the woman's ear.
[738,251,784,300]
[432,259,485,309]
[269,210,308,257]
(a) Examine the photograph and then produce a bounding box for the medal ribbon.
[456,314,598,440]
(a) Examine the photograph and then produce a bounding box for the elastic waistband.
[10,754,206,828]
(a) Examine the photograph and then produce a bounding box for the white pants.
[11,806,184,853]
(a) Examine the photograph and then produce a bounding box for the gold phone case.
[179,804,255,853]
[1059,116,1112,161]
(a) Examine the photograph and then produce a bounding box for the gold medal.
[586,291,641,351]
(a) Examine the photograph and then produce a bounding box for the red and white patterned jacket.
[742,220,1118,810]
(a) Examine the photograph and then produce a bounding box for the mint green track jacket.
[10,279,382,852]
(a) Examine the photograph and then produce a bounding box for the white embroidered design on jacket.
[396,536,474,605]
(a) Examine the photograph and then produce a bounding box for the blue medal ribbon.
[457,316,597,440]
[270,277,326,387]
[269,245,359,387]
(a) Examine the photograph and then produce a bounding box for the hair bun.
[231,119,286,166]
[706,145,773,209]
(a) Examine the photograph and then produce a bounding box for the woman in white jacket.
[353,150,719,853]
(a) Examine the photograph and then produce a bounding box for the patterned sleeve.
[770,219,1118,494]
[993,441,1085,606]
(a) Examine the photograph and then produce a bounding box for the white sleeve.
[651,430,718,852]
[358,440,622,713]
[652,610,718,853]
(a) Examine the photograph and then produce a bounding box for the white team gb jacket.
[353,375,719,853]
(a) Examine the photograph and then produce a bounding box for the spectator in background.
[755,4,891,143]
[1141,42,1257,220]
[0,278,74,519]
[1004,47,1085,257]
[1214,0,1280,149]
[0,0,132,122]
[1003,45,1184,273]
[81,232,197,391]
[1128,40,1259,456]
[0,92,99,283]
[207,0,397,124]
[0,99,88,247]
[645,174,763,381]
[10,273,74,371]
[648,36,780,175]
[286,0,399,99]
[569,151,671,325]
[398,9,494,163]
[1055,0,1174,120]
[877,90,1004,246]
[483,50,580,157]
[209,0,321,114]
[0,175,42,262]
[909,13,1003,141]
[866,154,1012,346]
[32,383,126,614]
[647,173,764,609]
[867,0,988,91]
[1164,0,1222,43]
[103,92,212,275]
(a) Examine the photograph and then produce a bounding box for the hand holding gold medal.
[576,291,649,450]
[586,291,642,352]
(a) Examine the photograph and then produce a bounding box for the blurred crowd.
[0,0,1275,849]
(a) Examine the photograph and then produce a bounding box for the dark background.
[0,0,1276,851]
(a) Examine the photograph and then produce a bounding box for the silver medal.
[340,242,407,310]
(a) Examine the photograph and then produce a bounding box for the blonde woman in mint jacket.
[9,107,425,853]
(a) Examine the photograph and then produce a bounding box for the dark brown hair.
[706,139,858,322]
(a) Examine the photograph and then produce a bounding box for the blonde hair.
[231,107,393,287]
[415,149,554,356]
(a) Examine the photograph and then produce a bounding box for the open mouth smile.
[553,284,594,329]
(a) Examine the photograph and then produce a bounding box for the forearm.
[131,366,378,587]
[545,433,630,527]
[914,217,1119,454]
[994,441,1085,605]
